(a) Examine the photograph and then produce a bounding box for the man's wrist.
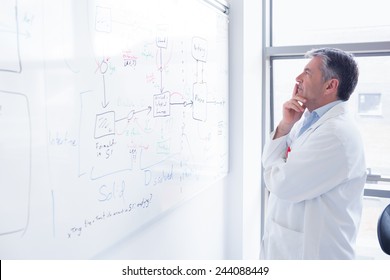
[274,122,293,139]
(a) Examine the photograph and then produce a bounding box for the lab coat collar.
[294,101,348,141]
[313,101,348,126]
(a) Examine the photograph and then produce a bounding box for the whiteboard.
[0,0,228,259]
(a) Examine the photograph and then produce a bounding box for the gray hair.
[305,48,359,101]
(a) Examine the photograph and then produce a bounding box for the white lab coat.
[261,102,367,259]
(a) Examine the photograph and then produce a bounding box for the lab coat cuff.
[262,131,288,168]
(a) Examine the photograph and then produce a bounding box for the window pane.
[272,0,390,46]
[272,55,390,259]
[272,56,390,178]
[358,93,382,116]
[354,56,390,178]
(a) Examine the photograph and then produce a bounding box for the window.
[358,93,382,116]
[270,56,390,259]
[263,0,390,259]
[272,56,390,181]
[272,0,390,46]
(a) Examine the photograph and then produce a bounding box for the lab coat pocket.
[266,219,304,259]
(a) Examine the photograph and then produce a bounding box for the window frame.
[261,0,390,216]
[266,50,390,195]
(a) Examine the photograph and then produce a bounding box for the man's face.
[295,57,328,111]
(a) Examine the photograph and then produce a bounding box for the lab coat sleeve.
[262,131,289,164]
[262,129,350,203]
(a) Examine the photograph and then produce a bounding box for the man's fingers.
[285,99,306,112]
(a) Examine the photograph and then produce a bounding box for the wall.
[95,0,263,260]
[226,0,263,260]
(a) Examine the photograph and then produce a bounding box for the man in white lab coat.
[261,48,367,259]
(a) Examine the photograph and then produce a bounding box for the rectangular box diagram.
[0,91,30,235]
[0,0,21,73]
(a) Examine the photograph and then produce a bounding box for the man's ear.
[325,78,339,96]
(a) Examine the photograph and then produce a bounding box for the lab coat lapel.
[310,102,347,130]
[292,102,347,143]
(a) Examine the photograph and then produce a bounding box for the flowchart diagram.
[0,0,228,258]
[66,3,228,243]
[78,8,227,183]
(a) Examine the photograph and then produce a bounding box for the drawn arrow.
[101,75,110,108]
[116,106,152,123]
[170,100,193,107]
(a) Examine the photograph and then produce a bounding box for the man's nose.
[295,73,303,83]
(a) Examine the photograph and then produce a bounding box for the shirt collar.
[312,100,343,118]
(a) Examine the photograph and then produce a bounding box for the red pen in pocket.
[285,146,291,159]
